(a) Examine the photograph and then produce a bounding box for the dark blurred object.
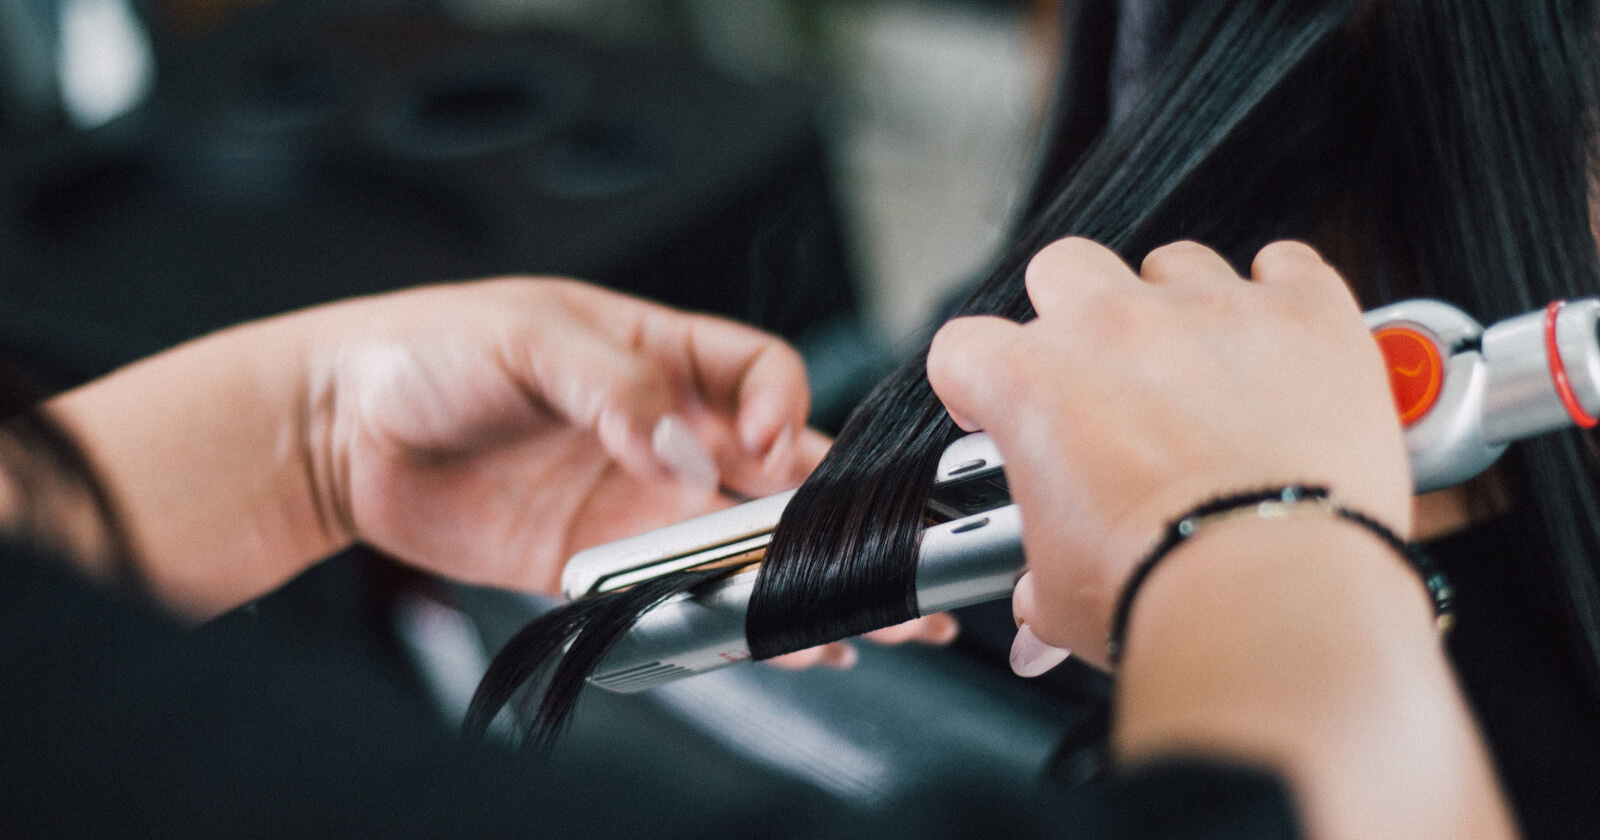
[151,0,274,40]
[0,0,159,141]
[0,1,64,137]
[0,0,856,389]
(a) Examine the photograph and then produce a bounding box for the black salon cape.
[0,538,1298,840]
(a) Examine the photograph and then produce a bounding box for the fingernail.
[1010,623,1070,678]
[761,422,795,475]
[652,415,718,493]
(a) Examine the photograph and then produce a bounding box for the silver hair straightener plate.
[559,433,1019,692]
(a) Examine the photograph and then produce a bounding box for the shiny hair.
[469,0,1600,746]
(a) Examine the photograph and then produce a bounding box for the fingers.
[862,612,960,646]
[1011,569,1041,630]
[678,323,821,495]
[763,614,960,673]
[765,642,858,670]
[762,426,832,490]
[649,414,720,495]
[1141,240,1240,287]
[1250,240,1362,312]
[795,427,832,470]
[1027,238,1245,320]
[1009,572,1073,676]
[517,321,680,480]
[927,315,1022,434]
[727,340,812,456]
[546,282,818,491]
[1250,239,1330,287]
[666,311,813,455]
[1024,237,1137,318]
[717,416,833,500]
[654,310,814,454]
[566,285,815,476]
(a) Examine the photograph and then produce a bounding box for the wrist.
[296,311,361,561]
[1107,487,1446,667]
[1113,514,1510,840]
[49,312,348,615]
[1114,513,1450,760]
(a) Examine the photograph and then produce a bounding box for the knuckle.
[1141,240,1211,275]
[1253,240,1325,278]
[928,323,992,396]
[1039,235,1101,263]
[1258,238,1318,260]
[1029,236,1111,281]
[1025,239,1069,281]
[926,322,970,377]
[1024,246,1071,299]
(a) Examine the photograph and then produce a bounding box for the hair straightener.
[559,298,1600,694]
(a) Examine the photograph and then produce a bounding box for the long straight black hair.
[469,0,1600,746]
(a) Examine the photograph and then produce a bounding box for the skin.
[927,238,1517,840]
[46,278,953,659]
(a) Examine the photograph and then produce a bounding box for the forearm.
[1113,516,1516,840]
[48,313,341,617]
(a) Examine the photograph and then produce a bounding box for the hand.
[54,273,966,663]
[762,613,962,670]
[305,278,831,595]
[925,239,1410,668]
[52,278,828,613]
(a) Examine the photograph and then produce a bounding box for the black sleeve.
[0,541,1302,840]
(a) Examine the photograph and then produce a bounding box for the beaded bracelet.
[1105,485,1455,668]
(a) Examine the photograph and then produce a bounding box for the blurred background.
[0,0,1112,806]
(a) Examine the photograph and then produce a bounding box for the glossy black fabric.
[0,538,1299,839]
[1432,521,1600,840]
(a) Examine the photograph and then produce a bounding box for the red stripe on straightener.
[1545,300,1598,429]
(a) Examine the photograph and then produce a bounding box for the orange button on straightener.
[1374,326,1444,426]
